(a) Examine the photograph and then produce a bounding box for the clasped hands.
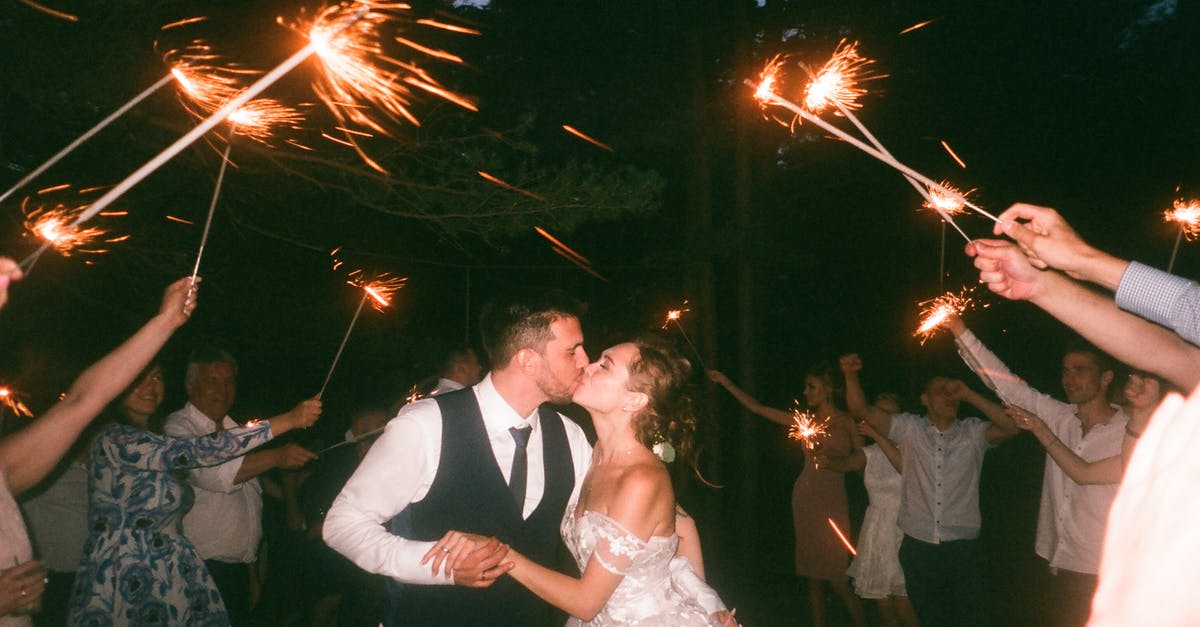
[421,531,514,588]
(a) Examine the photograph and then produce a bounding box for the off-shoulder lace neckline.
[573,508,676,543]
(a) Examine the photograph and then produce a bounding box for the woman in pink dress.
[709,363,866,627]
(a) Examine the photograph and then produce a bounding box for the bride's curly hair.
[626,335,698,474]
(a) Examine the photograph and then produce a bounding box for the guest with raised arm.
[709,366,865,627]
[842,353,1018,627]
[69,358,320,625]
[0,276,193,625]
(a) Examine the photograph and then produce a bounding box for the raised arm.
[0,278,195,495]
[232,399,322,483]
[858,420,903,472]
[946,380,1019,444]
[1007,405,1122,484]
[840,354,891,436]
[967,239,1200,389]
[707,370,793,426]
[1121,373,1165,469]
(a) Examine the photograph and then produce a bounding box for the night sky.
[0,1,1195,622]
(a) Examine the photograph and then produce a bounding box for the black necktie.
[509,426,532,513]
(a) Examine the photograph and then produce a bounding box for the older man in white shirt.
[164,347,320,626]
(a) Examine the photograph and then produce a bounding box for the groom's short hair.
[479,290,584,367]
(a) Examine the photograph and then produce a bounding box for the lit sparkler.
[406,384,424,404]
[20,186,126,270]
[660,301,706,370]
[787,408,830,449]
[802,40,880,114]
[749,55,1001,228]
[827,517,857,556]
[284,2,477,172]
[1164,198,1200,273]
[0,387,33,419]
[914,289,978,344]
[319,253,407,398]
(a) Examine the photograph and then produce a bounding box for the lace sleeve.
[587,513,645,576]
[98,422,273,471]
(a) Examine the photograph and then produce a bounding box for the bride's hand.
[421,530,493,578]
[711,608,739,626]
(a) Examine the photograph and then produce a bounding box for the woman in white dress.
[816,399,919,627]
[428,337,735,626]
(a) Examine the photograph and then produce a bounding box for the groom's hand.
[451,539,513,588]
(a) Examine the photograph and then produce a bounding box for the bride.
[426,338,735,626]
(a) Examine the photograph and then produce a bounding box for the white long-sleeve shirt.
[163,403,262,563]
[955,329,1126,574]
[323,374,593,584]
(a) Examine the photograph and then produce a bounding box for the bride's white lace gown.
[561,505,722,626]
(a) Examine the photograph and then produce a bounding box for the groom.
[323,291,594,626]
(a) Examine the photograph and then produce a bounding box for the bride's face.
[572,343,640,413]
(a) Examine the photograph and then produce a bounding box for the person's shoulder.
[617,458,671,496]
[393,396,443,425]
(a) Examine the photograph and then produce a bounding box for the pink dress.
[791,419,853,580]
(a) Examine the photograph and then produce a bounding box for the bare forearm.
[507,553,614,621]
[1032,273,1200,389]
[1,314,178,494]
[234,449,279,484]
[1033,427,1122,484]
[715,380,791,425]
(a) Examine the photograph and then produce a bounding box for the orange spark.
[922,181,973,217]
[914,289,979,344]
[827,518,857,555]
[415,18,481,35]
[899,19,937,35]
[477,171,544,201]
[347,273,406,311]
[161,16,207,31]
[562,125,613,152]
[1164,199,1200,240]
[661,301,691,330]
[753,55,786,105]
[0,387,33,418]
[21,187,125,256]
[802,40,882,114]
[406,384,424,404]
[17,0,77,22]
[165,215,194,225]
[788,408,830,449]
[283,3,475,170]
[940,140,967,168]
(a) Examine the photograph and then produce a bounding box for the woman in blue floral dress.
[68,363,320,626]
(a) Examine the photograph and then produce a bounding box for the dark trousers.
[899,534,990,627]
[206,559,251,627]
[1048,568,1098,627]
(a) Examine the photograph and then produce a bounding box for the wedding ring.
[20,589,26,597]
[441,547,450,553]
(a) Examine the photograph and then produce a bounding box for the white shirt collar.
[180,401,237,431]
[474,373,539,438]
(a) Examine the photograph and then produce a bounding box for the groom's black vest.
[384,388,575,626]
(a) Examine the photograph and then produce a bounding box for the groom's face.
[534,316,588,404]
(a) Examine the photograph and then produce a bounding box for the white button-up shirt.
[956,329,1126,573]
[163,403,262,564]
[891,413,993,543]
[323,374,592,585]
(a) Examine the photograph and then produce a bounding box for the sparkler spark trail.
[534,226,607,281]
[478,171,544,201]
[914,289,980,344]
[562,125,614,152]
[940,140,968,169]
[16,0,76,21]
[284,2,477,171]
[787,408,830,449]
[1165,198,1200,272]
[899,19,937,35]
[827,518,857,556]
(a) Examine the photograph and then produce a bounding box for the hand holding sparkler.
[160,276,200,327]
[278,397,323,432]
[965,239,1050,302]
[0,258,23,311]
[993,203,1126,288]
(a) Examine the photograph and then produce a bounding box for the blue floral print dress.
[68,422,272,626]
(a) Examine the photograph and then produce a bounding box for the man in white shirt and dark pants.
[164,347,320,626]
[324,292,593,626]
[843,354,1020,627]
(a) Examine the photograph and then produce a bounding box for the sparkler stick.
[190,124,237,284]
[318,425,386,454]
[319,292,368,400]
[1168,230,1184,274]
[18,6,370,268]
[748,79,1002,226]
[0,74,176,206]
